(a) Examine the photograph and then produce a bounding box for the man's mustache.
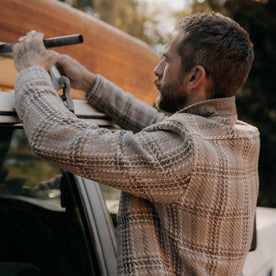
[154,79,161,90]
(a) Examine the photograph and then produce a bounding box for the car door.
[0,94,118,275]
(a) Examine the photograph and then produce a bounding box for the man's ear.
[186,65,206,90]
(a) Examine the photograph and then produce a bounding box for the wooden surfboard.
[0,0,159,105]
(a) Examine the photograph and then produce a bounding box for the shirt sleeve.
[14,66,194,204]
[85,75,166,133]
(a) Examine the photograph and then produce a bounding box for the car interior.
[0,128,97,276]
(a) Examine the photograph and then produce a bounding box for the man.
[13,12,259,275]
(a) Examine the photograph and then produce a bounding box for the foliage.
[3,130,60,188]
[58,0,167,49]
[226,0,276,207]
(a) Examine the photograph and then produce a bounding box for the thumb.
[44,50,58,71]
[55,53,75,75]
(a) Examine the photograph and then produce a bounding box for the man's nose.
[154,60,165,78]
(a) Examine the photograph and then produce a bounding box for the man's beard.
[155,76,186,114]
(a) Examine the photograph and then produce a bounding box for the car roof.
[0,91,117,127]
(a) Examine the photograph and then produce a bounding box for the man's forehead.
[164,30,185,55]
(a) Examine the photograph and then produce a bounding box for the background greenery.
[3,129,60,188]
[59,0,276,207]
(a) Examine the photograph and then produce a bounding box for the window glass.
[0,128,96,276]
[100,185,120,227]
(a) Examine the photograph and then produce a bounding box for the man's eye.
[162,57,168,64]
[161,59,167,67]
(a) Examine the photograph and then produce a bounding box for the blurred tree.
[224,0,276,207]
[58,0,92,12]
[58,0,166,48]
[93,0,151,43]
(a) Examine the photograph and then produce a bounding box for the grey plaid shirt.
[15,66,260,275]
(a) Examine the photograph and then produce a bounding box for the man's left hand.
[13,30,58,73]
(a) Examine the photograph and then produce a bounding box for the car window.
[0,128,97,276]
[100,185,120,227]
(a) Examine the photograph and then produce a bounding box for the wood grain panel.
[0,0,159,104]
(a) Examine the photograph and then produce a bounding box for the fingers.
[16,31,44,54]
[13,30,45,59]
[47,50,59,65]
[18,30,43,40]
[18,35,27,42]
[24,31,44,45]
[56,53,78,71]
[18,30,36,42]
[47,50,59,59]
[13,30,57,72]
[55,54,76,76]
[44,51,59,71]
[56,53,74,64]
[42,50,75,66]
[27,30,37,35]
[26,30,43,38]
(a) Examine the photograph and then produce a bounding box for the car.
[0,91,120,276]
[243,207,276,276]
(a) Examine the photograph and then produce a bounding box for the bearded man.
[13,12,259,275]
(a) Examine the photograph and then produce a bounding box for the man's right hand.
[55,53,96,93]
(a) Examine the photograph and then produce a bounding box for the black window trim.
[74,175,117,276]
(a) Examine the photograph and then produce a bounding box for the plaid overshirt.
[15,67,260,275]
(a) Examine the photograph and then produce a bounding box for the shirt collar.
[177,96,238,125]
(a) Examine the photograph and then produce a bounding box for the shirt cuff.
[15,66,53,87]
[14,66,57,120]
[85,74,111,112]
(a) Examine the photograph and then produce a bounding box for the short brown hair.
[176,12,254,98]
